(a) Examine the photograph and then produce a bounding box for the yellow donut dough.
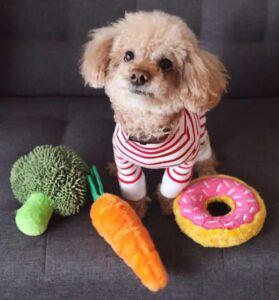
[173,175,266,248]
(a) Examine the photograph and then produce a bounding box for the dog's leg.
[113,155,149,218]
[157,162,194,215]
[195,134,218,176]
[106,161,118,177]
[126,196,151,219]
[156,184,173,215]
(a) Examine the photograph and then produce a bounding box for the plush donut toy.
[173,175,266,248]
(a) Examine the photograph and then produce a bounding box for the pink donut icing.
[178,176,260,229]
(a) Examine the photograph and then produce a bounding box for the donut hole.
[206,200,232,216]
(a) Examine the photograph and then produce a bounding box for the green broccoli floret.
[10,145,89,236]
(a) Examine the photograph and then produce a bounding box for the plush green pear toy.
[10,145,89,236]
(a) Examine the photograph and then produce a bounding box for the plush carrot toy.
[87,166,168,292]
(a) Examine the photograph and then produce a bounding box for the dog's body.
[113,110,209,198]
[81,11,228,217]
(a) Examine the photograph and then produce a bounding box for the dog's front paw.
[195,152,219,177]
[105,161,118,177]
[126,196,151,219]
[198,165,217,176]
[156,184,174,215]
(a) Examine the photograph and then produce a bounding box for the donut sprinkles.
[173,175,266,247]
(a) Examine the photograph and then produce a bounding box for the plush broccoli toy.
[10,145,89,236]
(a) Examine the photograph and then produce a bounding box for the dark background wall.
[0,0,278,98]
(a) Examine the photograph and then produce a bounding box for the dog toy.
[10,145,89,236]
[173,175,266,248]
[87,166,168,292]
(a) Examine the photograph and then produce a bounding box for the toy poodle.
[80,10,228,218]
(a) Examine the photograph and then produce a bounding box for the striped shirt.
[113,110,206,168]
[112,110,208,200]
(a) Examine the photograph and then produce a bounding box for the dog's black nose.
[130,69,150,86]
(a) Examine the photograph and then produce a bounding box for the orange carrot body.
[90,193,168,292]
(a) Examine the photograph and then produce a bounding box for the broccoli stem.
[15,192,53,236]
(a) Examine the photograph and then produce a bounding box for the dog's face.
[81,11,227,139]
[105,16,186,105]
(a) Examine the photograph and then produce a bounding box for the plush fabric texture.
[173,175,267,248]
[88,166,167,291]
[0,0,279,98]
[91,192,168,292]
[15,192,53,236]
[0,96,278,300]
[0,1,279,298]
[10,145,89,216]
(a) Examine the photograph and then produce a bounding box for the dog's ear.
[80,26,116,88]
[180,49,228,113]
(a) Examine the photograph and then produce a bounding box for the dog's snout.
[130,69,150,86]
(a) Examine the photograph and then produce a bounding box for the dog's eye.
[159,58,172,71]
[124,51,134,62]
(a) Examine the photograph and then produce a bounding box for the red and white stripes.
[112,110,210,200]
[160,161,195,198]
[199,113,207,145]
[114,155,146,200]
